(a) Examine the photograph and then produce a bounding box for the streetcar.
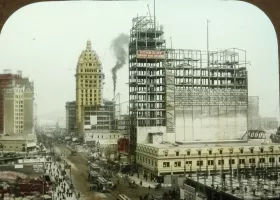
[117,194,131,200]
[89,163,100,172]
[97,177,114,191]
[88,170,99,183]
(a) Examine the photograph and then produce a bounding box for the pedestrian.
[148,185,151,190]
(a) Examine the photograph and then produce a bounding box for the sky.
[0,0,278,125]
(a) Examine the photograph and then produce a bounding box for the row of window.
[81,94,98,97]
[80,66,100,72]
[97,135,120,139]
[80,98,101,102]
[165,147,272,157]
[15,105,23,108]
[80,72,102,78]
[81,89,101,94]
[137,156,158,167]
[80,84,101,88]
[162,157,278,168]
[81,80,102,84]
[0,144,26,149]
[80,76,102,81]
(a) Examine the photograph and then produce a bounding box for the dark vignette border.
[0,0,279,91]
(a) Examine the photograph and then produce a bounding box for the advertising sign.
[136,50,165,60]
[90,115,97,125]
[33,164,44,173]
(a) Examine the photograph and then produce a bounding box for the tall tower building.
[0,70,21,134]
[76,40,104,136]
[3,74,34,135]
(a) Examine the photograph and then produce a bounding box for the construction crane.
[147,4,152,22]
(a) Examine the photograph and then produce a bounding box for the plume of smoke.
[111,33,129,96]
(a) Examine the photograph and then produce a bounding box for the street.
[53,143,165,200]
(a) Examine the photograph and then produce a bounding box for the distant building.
[65,101,76,135]
[76,40,104,136]
[261,117,278,130]
[3,74,34,135]
[248,96,261,129]
[83,99,115,132]
[0,69,21,134]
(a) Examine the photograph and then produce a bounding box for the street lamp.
[0,143,3,155]
[69,165,72,184]
[184,154,186,176]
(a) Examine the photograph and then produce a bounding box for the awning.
[27,142,36,148]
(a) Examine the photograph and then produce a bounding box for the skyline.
[0,0,278,124]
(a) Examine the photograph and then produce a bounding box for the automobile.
[101,189,111,193]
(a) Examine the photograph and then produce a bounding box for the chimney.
[3,69,12,74]
[17,70,22,77]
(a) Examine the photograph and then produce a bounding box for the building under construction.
[83,99,116,132]
[128,15,249,160]
[129,15,167,160]
[183,162,280,200]
[166,48,248,141]
[248,96,261,130]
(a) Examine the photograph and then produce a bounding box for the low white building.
[0,134,37,152]
[84,130,122,143]
[136,140,280,176]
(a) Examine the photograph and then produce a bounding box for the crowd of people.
[45,162,80,200]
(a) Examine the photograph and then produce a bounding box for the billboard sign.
[136,50,165,60]
[90,115,97,125]
[33,164,44,173]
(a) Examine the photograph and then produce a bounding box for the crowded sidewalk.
[45,162,80,200]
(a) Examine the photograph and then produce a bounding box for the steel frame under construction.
[165,48,249,140]
[185,158,280,200]
[83,99,116,132]
[128,15,166,160]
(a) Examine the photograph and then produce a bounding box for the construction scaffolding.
[184,156,280,200]
[165,57,175,133]
[83,100,116,132]
[165,48,248,141]
[128,15,166,159]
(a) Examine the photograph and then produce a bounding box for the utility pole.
[184,154,186,176]
[171,165,173,187]
[154,0,156,32]
[207,20,210,66]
